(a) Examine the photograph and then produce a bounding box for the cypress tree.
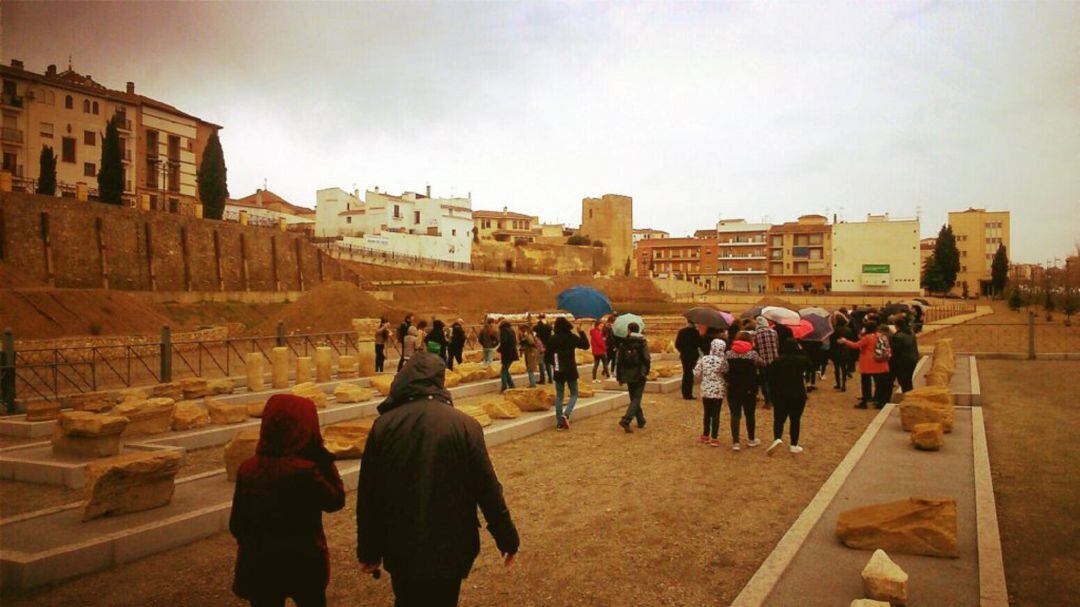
[97,116,124,204]
[197,131,229,220]
[991,244,1009,297]
[37,145,57,196]
[932,225,960,293]
[921,252,947,294]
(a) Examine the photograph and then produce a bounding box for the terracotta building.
[766,214,832,293]
[696,219,770,292]
[634,235,717,286]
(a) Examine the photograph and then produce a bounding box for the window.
[168,135,180,160]
[82,99,90,113]
[588,209,593,219]
[413,211,421,224]
[809,248,822,259]
[771,235,783,246]
[146,157,158,187]
[40,122,53,138]
[393,204,401,219]
[65,95,73,109]
[809,233,823,245]
[92,101,99,115]
[146,129,159,157]
[61,137,76,163]
[346,216,352,224]
[84,130,96,146]
[83,162,96,177]
[169,198,179,213]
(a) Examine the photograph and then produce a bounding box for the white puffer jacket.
[693,339,729,399]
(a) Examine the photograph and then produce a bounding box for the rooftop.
[229,189,314,216]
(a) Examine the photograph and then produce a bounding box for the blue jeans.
[555,378,579,422]
[483,348,496,365]
[500,362,516,391]
[621,381,646,427]
[527,369,536,387]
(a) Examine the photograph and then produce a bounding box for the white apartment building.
[831,214,921,294]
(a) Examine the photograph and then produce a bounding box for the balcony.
[719,254,765,260]
[1,127,23,143]
[717,268,766,274]
[115,118,132,132]
[0,93,24,109]
[717,240,766,246]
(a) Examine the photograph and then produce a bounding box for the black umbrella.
[740,305,766,320]
[800,314,834,341]
[685,307,730,329]
[914,297,932,306]
[882,303,911,317]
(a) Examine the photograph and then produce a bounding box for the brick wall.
[0,191,361,291]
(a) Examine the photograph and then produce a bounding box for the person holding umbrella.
[675,319,702,400]
[547,317,590,430]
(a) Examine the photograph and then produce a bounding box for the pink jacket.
[589,327,607,356]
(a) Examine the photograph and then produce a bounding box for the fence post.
[1,328,14,414]
[161,325,173,382]
[1027,311,1036,360]
[276,321,286,347]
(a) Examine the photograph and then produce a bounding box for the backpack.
[873,334,892,362]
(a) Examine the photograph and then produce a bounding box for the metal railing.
[321,241,474,271]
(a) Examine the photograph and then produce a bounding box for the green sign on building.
[862,264,890,274]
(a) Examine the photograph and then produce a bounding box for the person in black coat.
[546,317,590,429]
[766,338,810,456]
[497,321,519,392]
[675,321,702,400]
[828,315,856,391]
[396,313,414,371]
[448,319,467,371]
[430,318,448,361]
[616,323,651,432]
[357,353,519,607]
[889,317,920,393]
[533,314,553,384]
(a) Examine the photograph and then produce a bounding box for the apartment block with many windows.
[766,214,832,293]
[948,208,1010,296]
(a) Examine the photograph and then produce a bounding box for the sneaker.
[619,420,633,433]
[709,439,721,447]
[766,439,783,456]
[698,435,710,444]
[561,415,570,430]
[732,443,741,452]
[789,445,804,454]
[854,402,868,409]
[746,438,761,447]
[636,422,646,429]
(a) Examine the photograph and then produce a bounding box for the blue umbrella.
[556,286,613,320]
[612,313,645,338]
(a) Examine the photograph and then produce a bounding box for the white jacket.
[693,339,728,399]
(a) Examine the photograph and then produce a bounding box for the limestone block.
[910,422,944,451]
[171,402,210,431]
[151,382,183,401]
[338,355,359,379]
[484,364,501,380]
[454,363,489,383]
[245,353,264,393]
[206,397,249,424]
[271,347,290,389]
[836,497,958,558]
[574,350,594,364]
[314,347,333,383]
[931,339,955,373]
[648,336,675,354]
[25,400,61,422]
[538,384,594,400]
[296,357,313,384]
[51,411,129,458]
[646,370,659,381]
[924,369,950,387]
[291,382,329,409]
[654,365,679,378]
[850,601,891,607]
[444,370,462,388]
[463,350,484,363]
[482,398,521,419]
[333,383,376,404]
[82,451,182,521]
[115,398,176,436]
[899,400,954,433]
[225,428,261,481]
[904,385,953,406]
[459,404,493,427]
[861,549,908,606]
[207,378,235,395]
[114,387,149,404]
[323,419,375,459]
[356,346,376,377]
[246,400,266,418]
[509,361,526,374]
[577,384,595,398]
[503,387,554,412]
[64,390,114,412]
[180,377,210,400]
[371,374,395,396]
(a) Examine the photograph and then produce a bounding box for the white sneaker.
[789,445,804,454]
[766,439,783,456]
[732,443,741,452]
[746,438,761,448]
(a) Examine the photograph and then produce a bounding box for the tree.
[1061,288,1077,327]
[566,235,591,246]
[1044,287,1055,320]
[97,116,123,204]
[991,244,1009,297]
[197,130,229,220]
[37,145,57,196]
[921,253,947,294]
[931,225,961,293]
[624,256,632,276]
[1007,288,1023,311]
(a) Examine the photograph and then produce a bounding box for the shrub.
[566,235,591,246]
[88,322,103,336]
[1007,289,1023,312]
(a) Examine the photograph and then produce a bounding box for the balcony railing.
[0,93,24,108]
[1,127,23,143]
[115,118,132,131]
[717,240,766,246]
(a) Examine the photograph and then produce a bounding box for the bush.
[592,239,605,247]
[566,235,591,246]
[88,322,103,336]
[1007,289,1023,312]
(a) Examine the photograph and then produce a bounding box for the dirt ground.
[0,288,176,340]
[979,359,1080,607]
[2,380,876,606]
[153,300,290,333]
[920,300,1080,353]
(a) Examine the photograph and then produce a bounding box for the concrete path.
[919,304,994,338]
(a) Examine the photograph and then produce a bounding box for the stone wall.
[471,241,608,275]
[0,191,362,291]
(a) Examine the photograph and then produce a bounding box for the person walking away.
[534,315,554,384]
[402,326,419,364]
[231,394,346,607]
[616,323,651,433]
[497,321,518,392]
[448,319,467,371]
[800,338,823,391]
[725,331,764,450]
[478,319,500,366]
[519,324,540,387]
[356,353,519,607]
[753,317,780,409]
[589,320,609,382]
[547,317,590,429]
[889,317,919,393]
[693,338,728,446]
[766,338,811,455]
[838,321,892,409]
[912,304,924,334]
[430,319,448,365]
[675,320,702,400]
[375,318,391,374]
[829,315,856,391]
[397,313,414,371]
[603,315,621,378]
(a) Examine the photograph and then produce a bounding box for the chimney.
[426,184,431,198]
[46,64,57,76]
[10,59,23,70]
[833,213,837,224]
[255,189,263,206]
[126,81,135,94]
[503,206,508,213]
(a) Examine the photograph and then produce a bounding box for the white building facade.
[831,214,921,294]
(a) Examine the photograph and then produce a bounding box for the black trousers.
[890,360,916,393]
[772,395,807,445]
[728,393,757,442]
[391,577,462,607]
[249,589,326,607]
[873,372,893,406]
[832,356,847,389]
[375,343,386,373]
[702,397,722,439]
[680,356,697,399]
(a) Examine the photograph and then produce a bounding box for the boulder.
[246,400,267,418]
[910,422,944,451]
[646,370,660,381]
[64,390,114,413]
[51,411,129,458]
[484,364,501,380]
[333,383,376,404]
[323,419,375,459]
[206,397,249,424]
[904,385,953,406]
[503,387,554,412]
[225,428,261,481]
[207,378,235,395]
[338,355,359,379]
[171,402,210,431]
[114,387,149,403]
[924,369,951,387]
[850,601,891,607]
[151,382,183,401]
[836,497,958,558]
[115,398,177,436]
[270,347,290,389]
[291,382,328,409]
[482,398,522,419]
[459,404,493,427]
[245,353,264,392]
[654,365,679,378]
[180,377,210,400]
[931,339,955,373]
[454,363,490,383]
[861,549,908,606]
[462,350,484,363]
[509,361,526,374]
[648,336,675,354]
[356,344,377,377]
[371,374,395,396]
[899,400,954,433]
[25,400,61,422]
[444,370,462,388]
[82,451,182,521]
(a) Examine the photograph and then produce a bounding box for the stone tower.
[581,194,633,275]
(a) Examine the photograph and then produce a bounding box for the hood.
[755,316,769,329]
[377,351,453,414]
[256,394,331,461]
[407,326,418,336]
[709,338,727,356]
[731,339,753,354]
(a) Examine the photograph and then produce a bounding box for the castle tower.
[581,194,633,275]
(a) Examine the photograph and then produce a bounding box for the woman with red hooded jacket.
[230,394,346,607]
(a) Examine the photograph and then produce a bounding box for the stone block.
[924,369,951,387]
[836,497,958,558]
[648,336,676,354]
[509,361,526,374]
[646,370,659,381]
[114,387,149,403]
[63,390,114,413]
[171,402,210,431]
[206,397,249,424]
[115,398,176,436]
[850,601,891,607]
[206,378,235,395]
[295,357,313,384]
[245,353,264,393]
[654,365,679,378]
[463,350,484,363]
[179,377,210,400]
[459,404,493,427]
[333,383,376,404]
[910,422,944,451]
[225,428,261,482]
[444,370,462,388]
[904,385,953,406]
[323,418,375,459]
[931,339,955,373]
[151,382,183,401]
[82,451,182,521]
[482,398,521,419]
[291,382,328,409]
[51,411,129,458]
[270,347,290,389]
[574,350,594,364]
[25,400,61,422]
[338,355,359,379]
[314,347,333,383]
[371,374,395,396]
[454,363,490,383]
[861,549,908,606]
[503,387,554,412]
[899,400,954,433]
[246,400,266,418]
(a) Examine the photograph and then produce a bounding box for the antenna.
[262,178,267,190]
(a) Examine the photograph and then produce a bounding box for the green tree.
[197,130,229,220]
[37,145,57,196]
[990,244,1009,297]
[1044,286,1055,320]
[921,253,947,294]
[1061,288,1077,326]
[1007,288,1023,311]
[97,116,123,204]
[624,256,632,276]
[566,235,590,246]
[932,225,961,293]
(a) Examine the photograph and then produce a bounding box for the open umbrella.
[556,286,612,320]
[718,310,737,326]
[754,296,797,310]
[914,297,932,306]
[684,307,730,329]
[799,314,834,341]
[882,302,911,317]
[762,305,801,326]
[739,305,767,320]
[798,307,830,319]
[612,313,645,338]
[791,319,815,340]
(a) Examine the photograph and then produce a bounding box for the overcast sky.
[3,1,1078,263]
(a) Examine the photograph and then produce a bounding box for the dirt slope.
[0,289,174,339]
